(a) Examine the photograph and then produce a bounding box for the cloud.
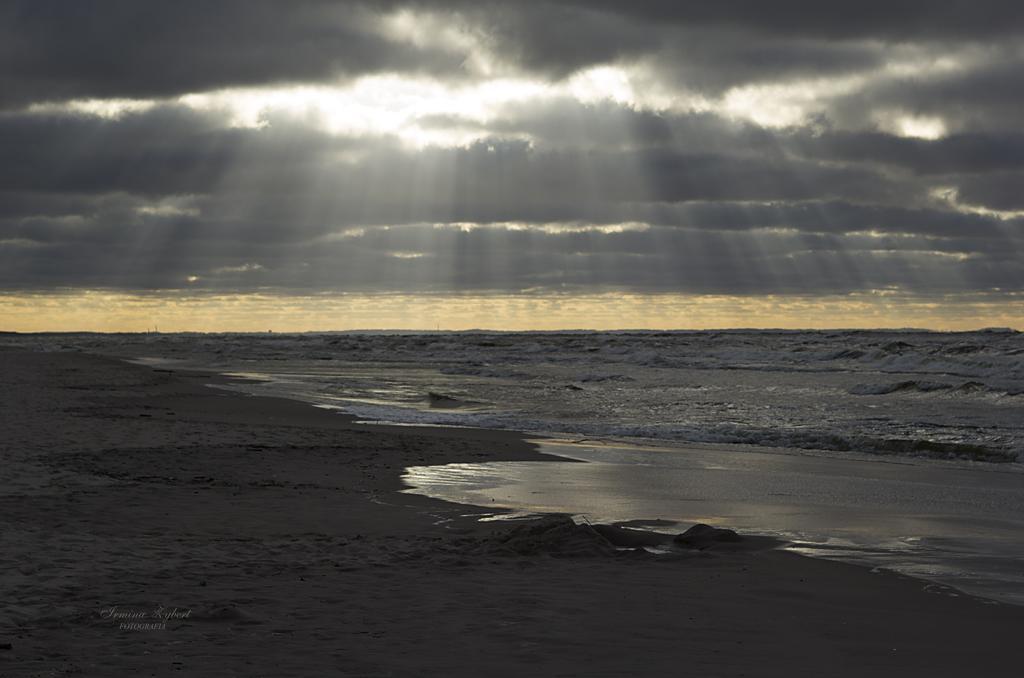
[0,1,464,109]
[952,172,1024,211]
[1,2,1022,312]
[5,210,1022,296]
[789,130,1024,176]
[540,1,1024,40]
[826,51,1024,133]
[7,2,1022,109]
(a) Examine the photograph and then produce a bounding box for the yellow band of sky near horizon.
[2,291,1020,333]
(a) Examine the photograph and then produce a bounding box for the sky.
[2,1,1023,331]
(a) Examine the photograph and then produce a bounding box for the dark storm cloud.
[434,1,1021,91]
[828,55,1024,132]
[479,100,777,152]
[0,106,907,221]
[451,2,656,78]
[4,211,1022,295]
[5,102,1023,298]
[6,1,1021,110]
[0,107,241,195]
[953,172,1024,211]
[648,36,884,94]
[416,3,889,92]
[0,0,456,109]
[2,2,1023,300]
[630,202,1020,240]
[789,130,1024,176]
[0,0,848,108]
[547,1,1024,40]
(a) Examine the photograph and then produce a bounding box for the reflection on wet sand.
[404,439,1024,604]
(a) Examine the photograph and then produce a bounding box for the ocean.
[7,329,1024,602]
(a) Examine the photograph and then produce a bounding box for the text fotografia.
[99,605,192,631]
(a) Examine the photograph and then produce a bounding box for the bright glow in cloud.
[135,196,202,218]
[567,66,637,105]
[212,263,265,274]
[27,98,158,118]
[0,238,44,249]
[719,74,867,128]
[874,111,948,139]
[931,186,1024,220]
[388,251,429,259]
[180,76,552,147]
[709,48,974,129]
[20,48,979,148]
[378,8,496,75]
[178,64,678,146]
[16,31,993,152]
[437,221,652,234]
[896,115,947,139]
[317,222,652,242]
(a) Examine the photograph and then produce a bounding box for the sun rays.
[3,4,1023,331]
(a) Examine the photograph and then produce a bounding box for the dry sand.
[1,349,1022,677]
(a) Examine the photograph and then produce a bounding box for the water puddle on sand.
[403,439,1024,605]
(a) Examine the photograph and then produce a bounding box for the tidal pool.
[404,439,1024,605]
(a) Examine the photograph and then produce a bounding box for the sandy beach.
[2,349,1023,677]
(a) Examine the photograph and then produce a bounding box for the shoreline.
[201,361,1024,606]
[144,361,1024,598]
[2,349,1023,676]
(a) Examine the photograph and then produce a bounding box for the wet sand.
[404,438,1024,604]
[2,349,1023,677]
